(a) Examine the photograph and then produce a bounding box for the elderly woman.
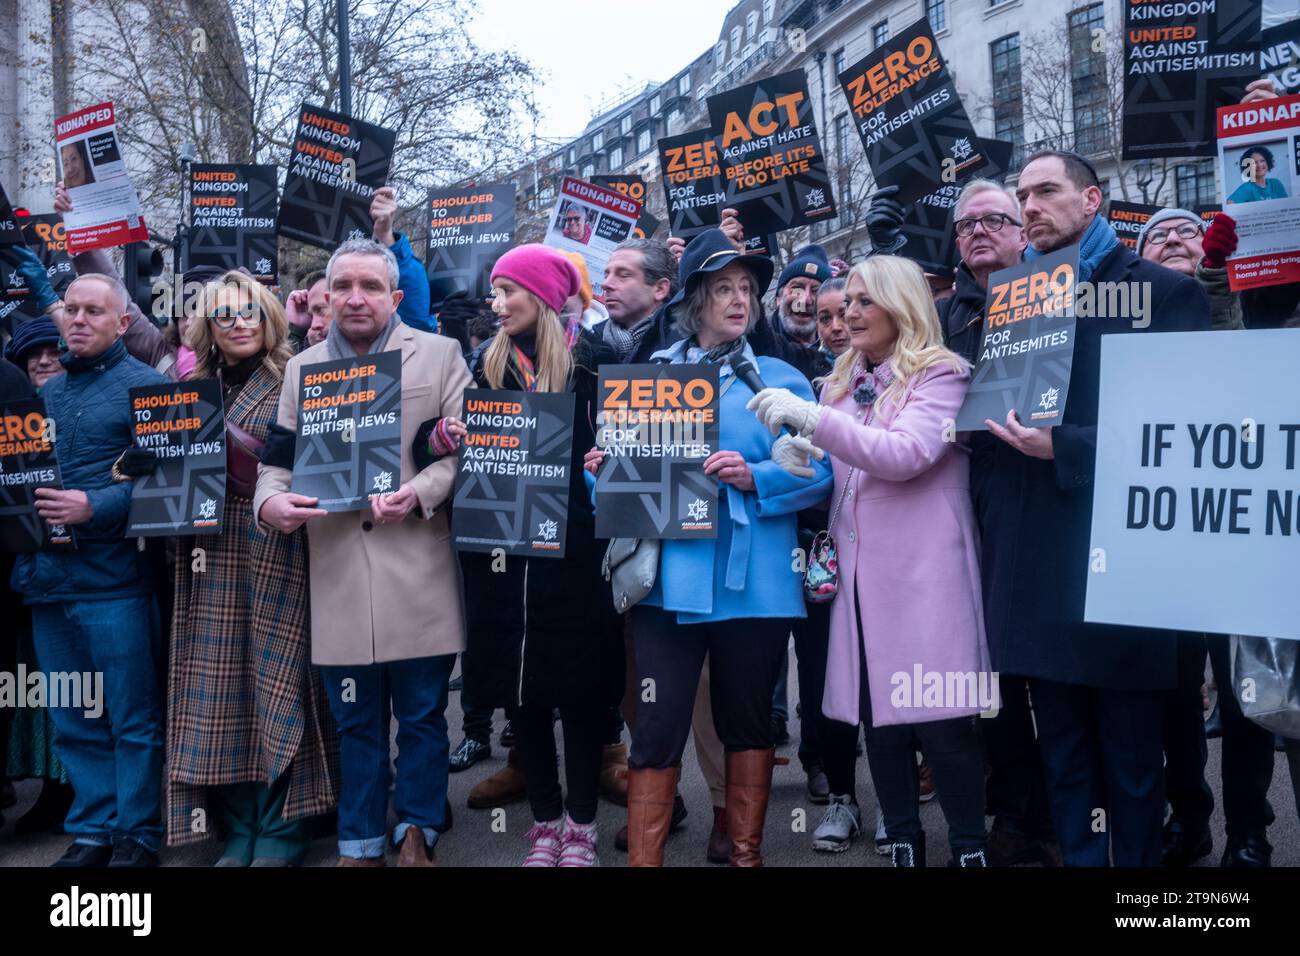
[587,229,833,867]
[161,271,338,865]
[750,255,992,867]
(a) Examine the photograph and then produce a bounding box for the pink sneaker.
[557,816,599,867]
[522,819,565,867]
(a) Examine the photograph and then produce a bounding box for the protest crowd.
[1,9,1299,876]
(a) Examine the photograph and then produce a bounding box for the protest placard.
[707,68,836,237]
[125,380,227,537]
[1107,199,1162,251]
[0,183,21,246]
[544,177,640,299]
[595,363,719,539]
[278,104,397,250]
[1085,330,1300,640]
[0,397,74,552]
[0,215,76,331]
[1216,93,1300,290]
[658,127,727,239]
[188,165,279,284]
[291,351,402,512]
[1261,18,1300,97]
[594,175,661,239]
[452,389,575,558]
[955,244,1080,432]
[54,102,149,254]
[896,138,1014,275]
[1122,0,1262,159]
[838,17,988,207]
[425,184,515,306]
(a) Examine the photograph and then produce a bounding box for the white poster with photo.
[1216,93,1300,291]
[543,177,641,300]
[1085,331,1300,642]
[54,102,148,254]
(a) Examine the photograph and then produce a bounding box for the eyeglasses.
[954,213,1022,237]
[563,216,583,224]
[1145,223,1203,246]
[209,308,264,330]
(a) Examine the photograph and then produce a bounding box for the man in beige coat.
[255,238,471,867]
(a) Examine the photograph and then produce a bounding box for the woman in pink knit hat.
[417,244,624,866]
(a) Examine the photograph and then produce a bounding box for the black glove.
[865,184,908,255]
[412,417,440,471]
[259,423,296,470]
[115,446,160,478]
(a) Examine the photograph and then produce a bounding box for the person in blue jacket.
[11,272,169,867]
[370,185,433,332]
[586,229,832,867]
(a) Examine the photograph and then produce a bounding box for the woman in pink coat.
[749,255,993,868]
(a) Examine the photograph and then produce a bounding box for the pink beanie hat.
[490,244,581,314]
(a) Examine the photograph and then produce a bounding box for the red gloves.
[1201,213,1237,269]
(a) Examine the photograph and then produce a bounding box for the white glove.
[770,433,825,479]
[746,387,823,437]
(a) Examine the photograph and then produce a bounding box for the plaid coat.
[167,363,339,847]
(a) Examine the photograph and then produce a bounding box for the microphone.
[731,356,797,436]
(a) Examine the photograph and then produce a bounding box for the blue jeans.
[30,596,163,851]
[322,655,455,859]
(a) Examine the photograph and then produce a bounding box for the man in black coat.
[978,151,1211,866]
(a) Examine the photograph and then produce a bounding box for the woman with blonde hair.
[424,245,624,866]
[161,270,338,865]
[750,254,993,867]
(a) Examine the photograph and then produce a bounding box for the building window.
[926,0,946,31]
[592,132,604,152]
[620,114,631,136]
[609,146,623,169]
[1068,4,1108,155]
[666,108,682,131]
[650,94,661,115]
[747,10,758,38]
[567,147,576,165]
[991,34,1023,165]
[1175,159,1216,207]
[581,163,594,179]
[833,47,846,77]
[731,26,742,58]
[715,41,726,63]
[679,73,690,96]
[872,20,889,49]
[834,113,849,165]
[637,129,652,155]
[763,0,775,23]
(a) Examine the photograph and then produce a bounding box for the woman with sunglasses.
[163,271,338,865]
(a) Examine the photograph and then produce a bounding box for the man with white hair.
[255,238,472,866]
[12,271,169,867]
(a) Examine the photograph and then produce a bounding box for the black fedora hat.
[665,228,775,311]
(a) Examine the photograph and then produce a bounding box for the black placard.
[1261,19,1300,97]
[839,16,988,207]
[658,127,727,238]
[955,245,1080,432]
[896,138,1014,276]
[1122,0,1263,159]
[126,379,226,537]
[425,184,515,307]
[188,164,279,283]
[292,351,402,511]
[277,104,397,250]
[452,389,575,558]
[594,363,719,539]
[0,214,77,332]
[707,68,837,237]
[0,397,75,552]
[1107,199,1162,251]
[594,176,661,239]
[0,182,21,245]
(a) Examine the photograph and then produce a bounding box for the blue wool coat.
[12,339,167,603]
[634,342,833,624]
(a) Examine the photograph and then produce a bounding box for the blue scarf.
[1025,214,1119,283]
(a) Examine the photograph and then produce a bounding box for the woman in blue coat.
[587,230,832,866]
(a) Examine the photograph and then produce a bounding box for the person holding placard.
[12,272,168,867]
[587,229,833,867]
[138,271,338,867]
[255,238,471,867]
[749,256,992,867]
[424,245,623,867]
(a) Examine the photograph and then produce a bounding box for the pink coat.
[813,361,992,727]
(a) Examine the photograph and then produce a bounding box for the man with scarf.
[594,237,679,363]
[256,238,471,866]
[976,151,1211,866]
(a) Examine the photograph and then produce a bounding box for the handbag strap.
[825,402,876,533]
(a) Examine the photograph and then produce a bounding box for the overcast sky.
[467,0,741,143]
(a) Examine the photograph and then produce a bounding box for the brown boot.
[397,828,436,867]
[599,742,629,805]
[725,748,775,867]
[335,855,385,867]
[626,766,679,867]
[467,746,527,809]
